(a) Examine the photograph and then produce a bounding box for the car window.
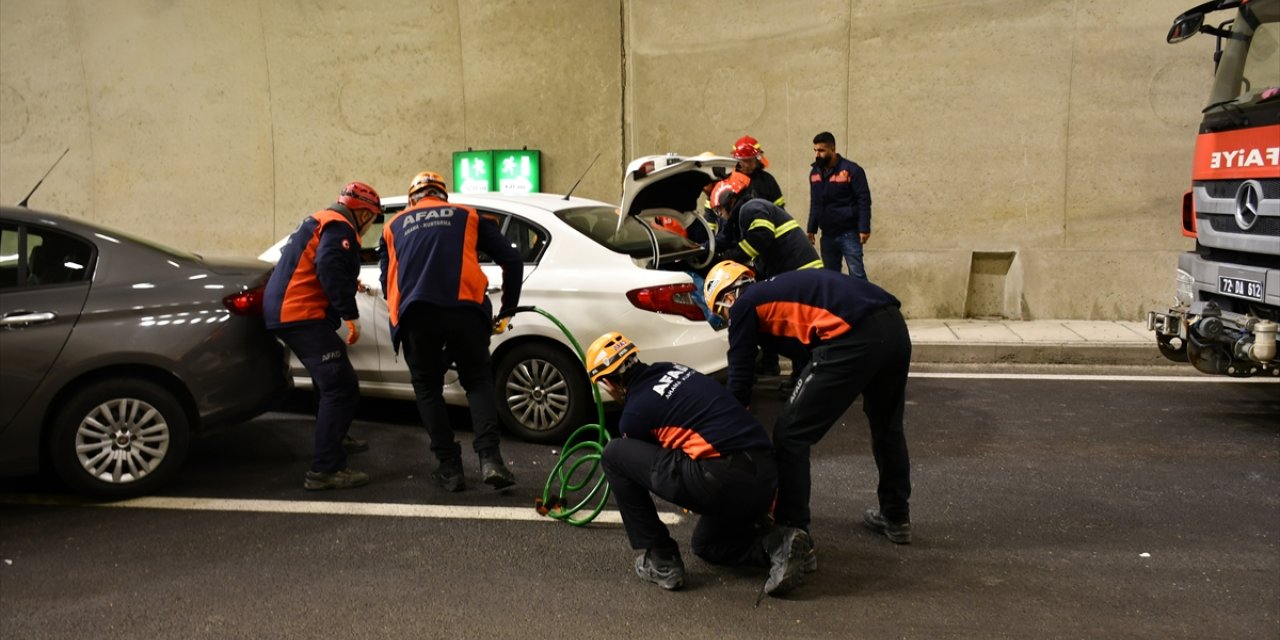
[0,225,94,289]
[24,227,94,287]
[476,210,509,265]
[484,212,546,264]
[0,223,19,288]
[556,205,697,258]
[359,209,399,265]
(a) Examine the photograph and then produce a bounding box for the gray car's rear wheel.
[49,379,190,499]
[494,343,592,444]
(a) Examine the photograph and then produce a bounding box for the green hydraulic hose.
[498,306,611,526]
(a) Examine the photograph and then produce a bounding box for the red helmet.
[710,171,751,211]
[651,215,687,238]
[338,182,381,216]
[733,135,769,168]
[732,141,759,161]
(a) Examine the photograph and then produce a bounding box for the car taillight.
[1181,189,1196,238]
[632,160,656,179]
[626,283,707,322]
[223,286,265,317]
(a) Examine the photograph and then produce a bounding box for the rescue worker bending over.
[379,171,523,492]
[264,181,381,491]
[589,332,811,597]
[704,261,914,556]
[711,173,822,383]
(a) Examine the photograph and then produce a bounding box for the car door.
[0,222,94,428]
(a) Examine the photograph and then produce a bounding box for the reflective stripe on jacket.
[264,207,361,330]
[725,199,822,278]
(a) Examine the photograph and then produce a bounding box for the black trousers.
[773,305,913,528]
[274,324,358,474]
[399,304,502,461]
[602,438,777,566]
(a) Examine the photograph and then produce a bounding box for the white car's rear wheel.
[494,343,592,444]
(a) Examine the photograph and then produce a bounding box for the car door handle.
[486,287,501,294]
[0,311,57,328]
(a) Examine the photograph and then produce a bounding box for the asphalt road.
[1,368,1277,639]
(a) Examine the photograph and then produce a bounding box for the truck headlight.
[1175,268,1194,307]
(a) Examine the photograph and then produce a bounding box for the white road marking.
[910,372,1278,383]
[0,494,684,525]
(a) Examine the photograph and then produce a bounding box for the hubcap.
[75,397,170,484]
[505,358,571,433]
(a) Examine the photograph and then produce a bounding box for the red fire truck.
[1148,0,1280,377]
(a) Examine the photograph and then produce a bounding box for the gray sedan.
[0,206,290,498]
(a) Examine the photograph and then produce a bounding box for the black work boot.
[634,548,685,591]
[863,508,912,544]
[762,526,811,597]
[431,458,465,492]
[303,468,369,491]
[480,452,516,490]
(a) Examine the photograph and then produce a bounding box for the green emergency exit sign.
[452,149,541,194]
[495,150,540,194]
[453,150,494,194]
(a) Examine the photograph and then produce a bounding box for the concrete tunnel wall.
[0,0,1214,320]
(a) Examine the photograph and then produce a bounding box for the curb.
[910,342,1170,366]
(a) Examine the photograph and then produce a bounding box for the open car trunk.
[615,154,738,271]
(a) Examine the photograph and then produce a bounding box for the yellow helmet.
[586,331,639,384]
[703,260,755,322]
[408,170,448,203]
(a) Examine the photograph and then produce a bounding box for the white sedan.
[262,154,736,443]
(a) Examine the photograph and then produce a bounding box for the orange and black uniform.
[602,361,778,565]
[378,195,522,462]
[263,204,364,474]
[265,207,362,330]
[725,268,912,531]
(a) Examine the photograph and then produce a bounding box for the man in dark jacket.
[733,135,786,208]
[265,181,382,491]
[588,332,811,597]
[380,170,523,492]
[704,260,914,558]
[807,131,873,279]
[711,173,822,281]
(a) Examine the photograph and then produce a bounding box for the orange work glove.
[344,318,361,345]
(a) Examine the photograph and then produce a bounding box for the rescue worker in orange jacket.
[264,181,382,491]
[588,332,811,597]
[704,260,914,559]
[379,170,523,492]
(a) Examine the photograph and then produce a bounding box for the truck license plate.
[1219,275,1263,301]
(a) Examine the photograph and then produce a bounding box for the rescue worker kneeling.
[588,332,811,596]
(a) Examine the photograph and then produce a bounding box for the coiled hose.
[497,306,611,526]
